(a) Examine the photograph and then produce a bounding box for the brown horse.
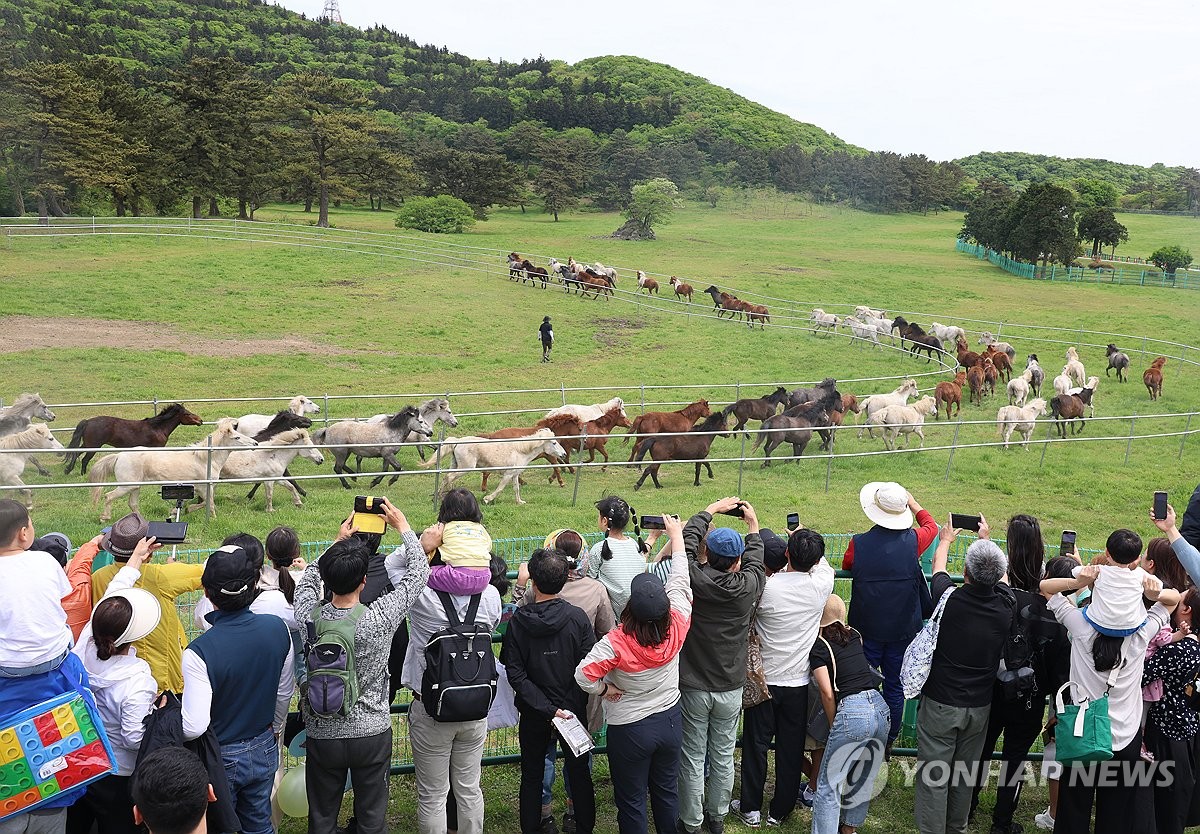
[722,387,789,438]
[517,259,549,288]
[934,372,966,419]
[703,286,743,319]
[575,273,613,299]
[1049,393,1089,437]
[626,400,712,461]
[572,403,634,470]
[955,336,983,369]
[967,364,986,406]
[982,357,999,397]
[633,412,730,490]
[636,271,659,295]
[63,403,203,475]
[669,277,693,302]
[829,393,859,428]
[983,345,1013,382]
[1144,356,1166,400]
[479,414,582,489]
[745,303,770,328]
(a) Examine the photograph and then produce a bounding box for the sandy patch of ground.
[0,316,352,357]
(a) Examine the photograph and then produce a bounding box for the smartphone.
[786,512,800,530]
[1060,530,1077,559]
[950,513,982,532]
[1153,491,1169,521]
[147,521,188,545]
[719,503,746,519]
[352,495,388,535]
[640,514,679,530]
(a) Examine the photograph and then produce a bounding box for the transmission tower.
[321,0,343,24]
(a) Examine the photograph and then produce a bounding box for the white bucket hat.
[859,482,914,530]
[108,587,162,645]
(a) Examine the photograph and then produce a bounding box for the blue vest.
[189,608,290,745]
[848,526,934,643]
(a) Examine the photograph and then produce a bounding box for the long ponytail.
[266,526,300,605]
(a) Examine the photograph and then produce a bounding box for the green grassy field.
[8,193,1194,832]
[1,195,1198,552]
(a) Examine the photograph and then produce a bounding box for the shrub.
[394,196,476,234]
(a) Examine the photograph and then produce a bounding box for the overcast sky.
[281,0,1196,167]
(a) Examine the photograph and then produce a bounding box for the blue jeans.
[222,729,278,834]
[812,690,891,834]
[861,638,908,744]
[543,741,592,807]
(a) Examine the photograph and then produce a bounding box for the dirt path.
[0,315,351,356]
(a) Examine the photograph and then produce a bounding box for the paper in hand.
[552,712,594,758]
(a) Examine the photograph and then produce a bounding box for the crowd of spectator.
[3,481,1200,834]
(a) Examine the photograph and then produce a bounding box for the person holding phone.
[676,497,766,834]
[1151,502,1200,589]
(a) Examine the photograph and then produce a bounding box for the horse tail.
[311,428,326,445]
[417,441,455,469]
[623,417,642,444]
[63,420,89,472]
[88,454,119,505]
[751,425,767,451]
[722,402,738,418]
[634,436,655,463]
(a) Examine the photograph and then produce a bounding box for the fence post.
[323,394,330,427]
[1124,415,1137,466]
[561,383,566,406]
[640,384,645,415]
[571,427,586,507]
[205,435,214,519]
[1039,436,1050,469]
[735,382,747,494]
[944,418,963,482]
[1181,414,1193,460]
[824,450,833,494]
[431,424,446,508]
[152,396,158,417]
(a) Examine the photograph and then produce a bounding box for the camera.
[640,514,679,530]
[352,496,388,535]
[161,483,195,502]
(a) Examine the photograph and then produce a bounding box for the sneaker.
[797,781,815,808]
[676,821,699,834]
[990,825,1023,834]
[765,818,782,828]
[537,816,559,834]
[1034,809,1055,831]
[729,801,760,828]
[562,812,576,834]
[702,811,725,834]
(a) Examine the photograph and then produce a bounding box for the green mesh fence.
[956,238,1200,289]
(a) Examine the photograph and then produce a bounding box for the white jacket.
[73,566,158,775]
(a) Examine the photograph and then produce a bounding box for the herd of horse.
[0,322,1181,510]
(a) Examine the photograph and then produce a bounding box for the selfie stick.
[169,497,185,561]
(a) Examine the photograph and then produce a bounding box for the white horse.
[811,309,840,335]
[854,305,886,320]
[930,322,966,351]
[997,398,1047,449]
[858,315,895,344]
[978,332,1016,361]
[0,425,65,508]
[220,428,324,511]
[846,317,882,348]
[88,418,258,522]
[316,407,432,488]
[1064,354,1087,387]
[858,379,920,438]
[591,262,617,285]
[0,393,57,477]
[234,395,321,440]
[419,429,568,505]
[869,397,937,451]
[547,258,572,284]
[1053,368,1074,396]
[1006,368,1033,406]
[544,397,627,424]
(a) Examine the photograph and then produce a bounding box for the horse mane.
[694,412,727,431]
[387,406,420,428]
[420,397,449,411]
[263,427,310,445]
[11,393,44,410]
[149,403,187,425]
[256,410,312,440]
[536,413,583,433]
[0,424,51,448]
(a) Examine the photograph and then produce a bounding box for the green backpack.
[305,604,366,719]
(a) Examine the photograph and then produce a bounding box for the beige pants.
[407,698,488,834]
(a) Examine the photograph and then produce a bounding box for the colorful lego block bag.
[0,691,116,821]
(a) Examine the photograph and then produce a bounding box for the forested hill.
[0,0,853,153]
[955,151,1199,212]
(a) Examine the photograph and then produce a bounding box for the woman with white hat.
[67,536,164,834]
[809,593,889,834]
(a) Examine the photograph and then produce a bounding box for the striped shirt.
[585,536,647,619]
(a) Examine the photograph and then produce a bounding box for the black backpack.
[421,592,497,722]
[997,587,1037,705]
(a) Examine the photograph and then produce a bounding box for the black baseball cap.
[201,545,257,597]
[627,572,670,620]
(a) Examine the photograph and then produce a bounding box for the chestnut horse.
[636,271,659,295]
[626,400,711,461]
[955,336,983,369]
[669,277,693,302]
[967,364,986,406]
[722,387,789,438]
[983,345,1013,382]
[934,372,966,419]
[64,403,203,475]
[633,412,730,490]
[479,414,582,489]
[1144,356,1166,400]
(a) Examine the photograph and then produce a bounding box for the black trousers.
[519,713,595,834]
[739,684,808,822]
[65,774,137,834]
[1056,729,1156,834]
[606,703,683,834]
[1144,720,1200,834]
[306,729,393,834]
[969,685,1047,827]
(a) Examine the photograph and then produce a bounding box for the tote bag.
[1054,665,1119,764]
[900,587,954,699]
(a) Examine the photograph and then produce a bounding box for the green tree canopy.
[1076,207,1128,258]
[394,195,475,233]
[624,177,681,236]
[1005,182,1078,270]
[1148,245,1193,276]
